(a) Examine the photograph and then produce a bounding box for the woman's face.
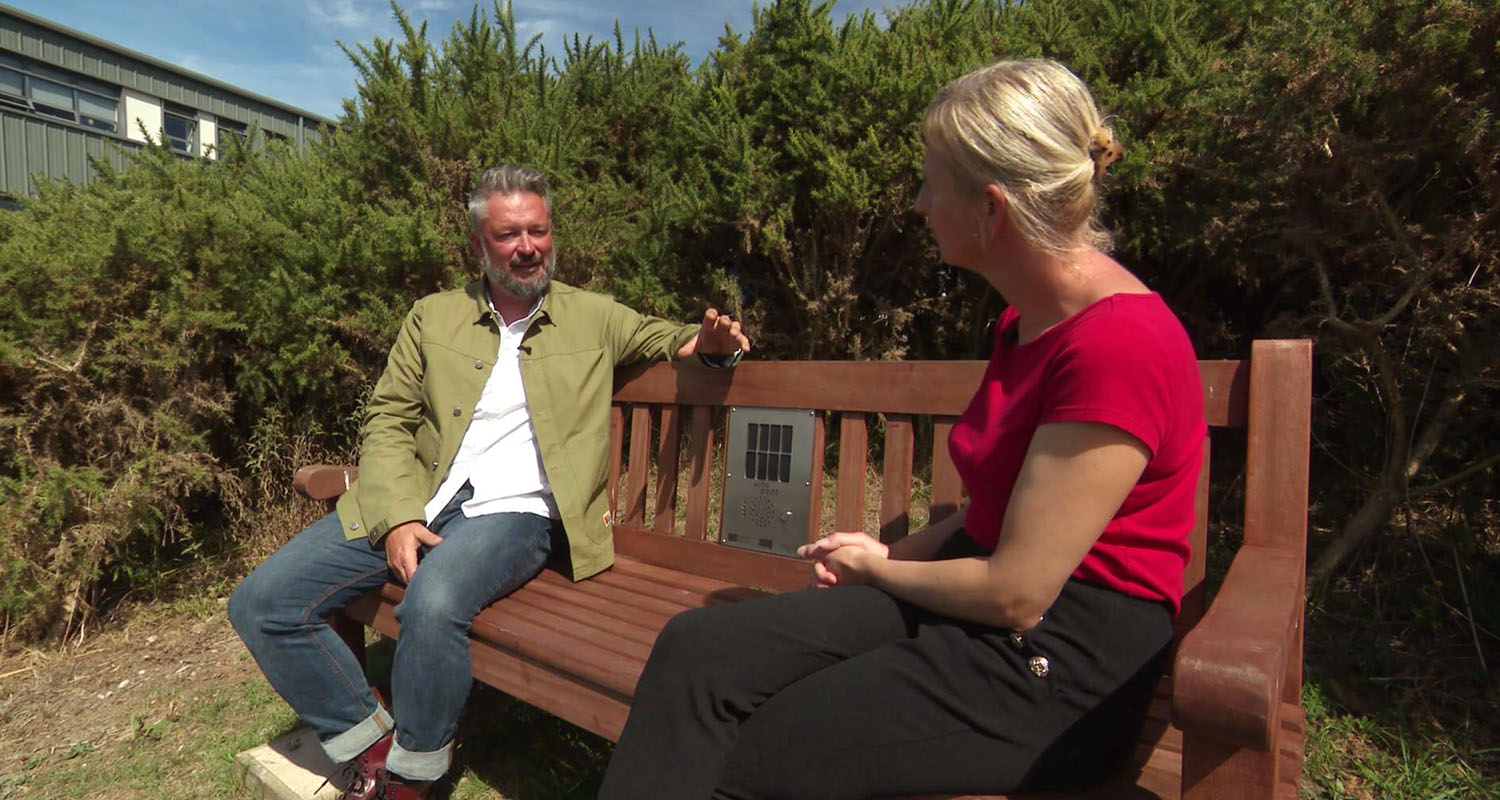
[913,151,984,269]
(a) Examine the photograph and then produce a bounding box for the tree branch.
[1412,451,1500,497]
[1405,387,1467,481]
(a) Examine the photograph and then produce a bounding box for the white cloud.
[307,0,381,29]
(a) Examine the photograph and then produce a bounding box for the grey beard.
[483,249,557,301]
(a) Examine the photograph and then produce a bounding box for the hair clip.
[1090,129,1124,179]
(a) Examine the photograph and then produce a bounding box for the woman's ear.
[979,183,1008,244]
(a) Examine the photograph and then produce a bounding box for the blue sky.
[7,1,893,120]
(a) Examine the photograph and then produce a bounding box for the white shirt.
[421,297,559,523]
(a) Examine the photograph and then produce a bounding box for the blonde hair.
[922,59,1120,257]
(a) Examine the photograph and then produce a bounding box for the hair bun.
[1089,128,1124,178]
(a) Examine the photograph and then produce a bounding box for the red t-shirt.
[948,293,1205,616]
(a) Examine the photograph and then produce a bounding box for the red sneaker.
[332,732,393,800]
[376,772,431,800]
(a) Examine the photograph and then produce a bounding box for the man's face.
[471,191,557,301]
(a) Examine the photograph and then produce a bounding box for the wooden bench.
[292,339,1312,800]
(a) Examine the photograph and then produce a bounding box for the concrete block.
[235,726,345,800]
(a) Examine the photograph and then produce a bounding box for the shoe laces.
[319,759,376,799]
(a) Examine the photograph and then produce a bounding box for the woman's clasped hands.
[796,531,890,588]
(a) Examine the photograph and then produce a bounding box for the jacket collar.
[468,277,558,330]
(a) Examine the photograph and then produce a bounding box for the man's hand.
[676,308,751,359]
[797,531,889,588]
[384,520,444,583]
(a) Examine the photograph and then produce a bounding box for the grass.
[0,596,301,800]
[4,575,1496,800]
[1301,681,1496,798]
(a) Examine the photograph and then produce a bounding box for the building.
[0,3,335,201]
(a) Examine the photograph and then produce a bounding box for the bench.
[291,339,1312,800]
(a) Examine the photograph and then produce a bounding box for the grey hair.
[467,164,553,234]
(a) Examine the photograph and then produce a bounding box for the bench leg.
[330,609,394,710]
[331,610,367,669]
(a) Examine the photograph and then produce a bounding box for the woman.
[599,59,1206,800]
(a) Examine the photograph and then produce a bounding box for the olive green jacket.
[334,279,700,580]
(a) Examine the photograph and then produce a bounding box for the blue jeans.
[228,484,560,781]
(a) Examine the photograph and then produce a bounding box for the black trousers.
[599,534,1173,800]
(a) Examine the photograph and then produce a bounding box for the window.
[216,117,248,154]
[162,102,196,155]
[0,53,120,133]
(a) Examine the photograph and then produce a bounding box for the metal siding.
[66,128,87,183]
[44,124,64,180]
[97,54,119,83]
[0,113,18,194]
[23,117,44,192]
[83,132,102,181]
[0,109,136,196]
[61,41,83,72]
[112,139,134,170]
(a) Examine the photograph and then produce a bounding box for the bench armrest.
[292,464,358,501]
[1172,543,1302,751]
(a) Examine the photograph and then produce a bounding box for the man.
[229,165,749,800]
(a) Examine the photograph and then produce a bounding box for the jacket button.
[473,360,483,369]
[349,522,359,531]
[1028,656,1050,678]
[452,407,462,417]
[431,460,438,468]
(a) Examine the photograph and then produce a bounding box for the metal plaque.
[720,406,817,557]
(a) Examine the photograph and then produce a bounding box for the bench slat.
[517,577,675,634]
[1181,442,1212,627]
[684,405,715,540]
[654,405,682,533]
[613,360,1249,428]
[611,555,767,598]
[837,413,869,532]
[467,643,631,741]
[931,417,963,523]
[614,361,987,415]
[590,568,724,607]
[807,412,827,542]
[880,414,915,543]
[504,588,661,650]
[614,524,809,593]
[471,603,651,690]
[608,406,625,513]
[624,406,653,527]
[532,567,701,617]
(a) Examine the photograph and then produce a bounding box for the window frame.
[0,52,121,134]
[161,104,197,155]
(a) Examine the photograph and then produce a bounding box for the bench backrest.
[608,343,1310,642]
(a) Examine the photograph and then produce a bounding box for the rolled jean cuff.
[321,705,394,764]
[387,737,453,782]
